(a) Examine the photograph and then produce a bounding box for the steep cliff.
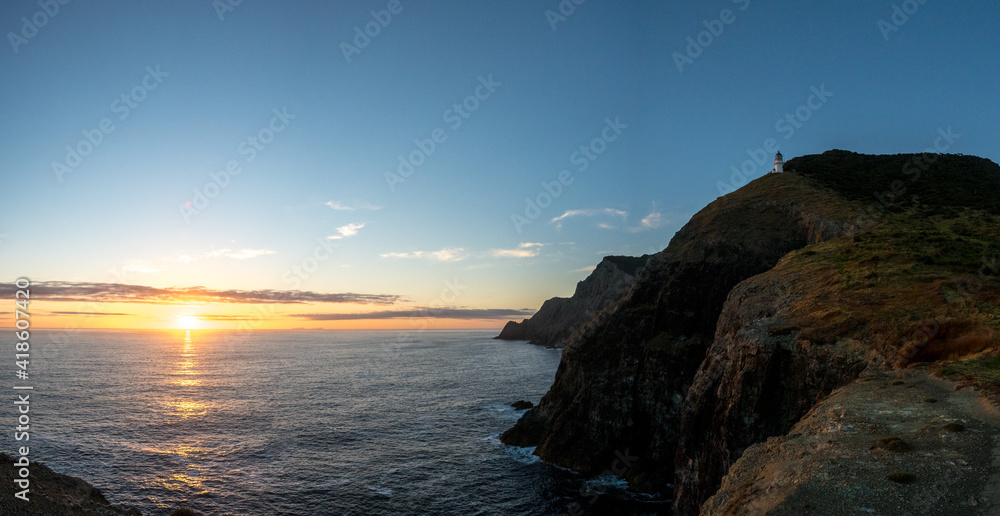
[675,155,1000,514]
[501,150,1000,514]
[495,255,649,347]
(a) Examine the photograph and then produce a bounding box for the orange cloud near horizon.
[4,281,535,331]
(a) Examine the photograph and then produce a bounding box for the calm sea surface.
[3,329,667,515]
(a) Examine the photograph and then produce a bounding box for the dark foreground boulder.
[0,453,142,515]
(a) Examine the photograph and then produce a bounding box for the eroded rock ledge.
[702,369,1000,515]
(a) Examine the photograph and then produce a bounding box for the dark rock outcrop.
[511,400,534,410]
[495,255,649,347]
[0,453,142,515]
[501,151,1000,515]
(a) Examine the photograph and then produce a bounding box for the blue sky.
[2,0,998,328]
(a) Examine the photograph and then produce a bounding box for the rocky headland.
[501,150,1000,514]
[496,254,650,347]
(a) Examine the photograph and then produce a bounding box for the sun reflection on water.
[171,444,210,459]
[171,332,202,386]
[166,330,207,414]
[166,399,208,417]
[161,472,206,493]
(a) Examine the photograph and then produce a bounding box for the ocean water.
[4,329,668,515]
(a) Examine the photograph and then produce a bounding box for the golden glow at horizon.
[29,300,507,330]
[176,315,201,330]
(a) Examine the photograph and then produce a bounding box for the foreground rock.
[495,255,649,347]
[703,369,1000,515]
[0,453,142,515]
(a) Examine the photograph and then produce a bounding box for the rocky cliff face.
[495,255,649,347]
[502,151,1000,514]
[672,255,872,513]
[701,369,1000,515]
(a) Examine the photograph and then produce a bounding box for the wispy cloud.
[626,211,690,233]
[569,265,597,273]
[325,201,382,211]
[196,314,263,321]
[46,311,134,316]
[205,248,277,260]
[172,248,276,263]
[551,208,628,230]
[327,223,365,240]
[640,212,663,229]
[627,212,664,233]
[550,208,672,233]
[293,307,536,320]
[3,281,404,305]
[489,242,544,258]
[380,248,467,262]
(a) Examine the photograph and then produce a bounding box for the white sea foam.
[364,483,394,497]
[483,433,541,465]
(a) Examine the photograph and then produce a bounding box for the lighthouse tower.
[772,151,784,173]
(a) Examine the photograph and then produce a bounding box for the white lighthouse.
[772,151,784,173]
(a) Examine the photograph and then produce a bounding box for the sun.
[176,315,201,330]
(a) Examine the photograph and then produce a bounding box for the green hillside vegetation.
[788,149,1000,216]
[769,208,999,349]
[776,150,1000,392]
